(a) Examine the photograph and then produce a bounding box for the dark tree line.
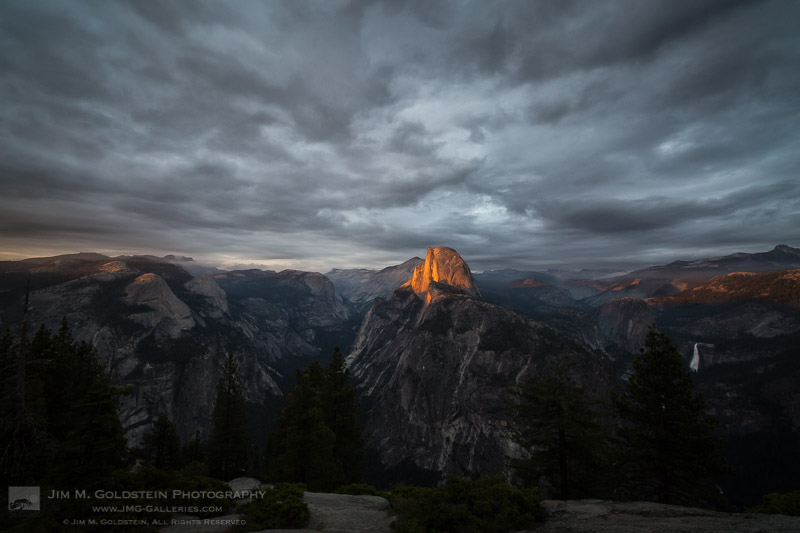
[1,317,129,532]
[1,314,366,484]
[137,346,366,491]
[508,325,730,506]
[1,318,127,489]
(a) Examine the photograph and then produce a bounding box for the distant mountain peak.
[163,254,194,262]
[403,246,480,302]
[774,244,800,255]
[396,256,425,267]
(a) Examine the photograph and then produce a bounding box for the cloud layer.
[1,0,798,271]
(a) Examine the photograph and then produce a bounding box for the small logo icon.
[9,486,40,511]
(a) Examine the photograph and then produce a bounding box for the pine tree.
[613,325,728,505]
[269,361,337,489]
[208,353,249,480]
[1,282,45,484]
[507,356,608,499]
[267,348,365,491]
[142,414,181,470]
[322,347,365,485]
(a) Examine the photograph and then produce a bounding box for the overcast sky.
[1,0,798,272]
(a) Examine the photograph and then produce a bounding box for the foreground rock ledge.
[533,499,800,533]
[160,491,394,533]
[159,492,800,532]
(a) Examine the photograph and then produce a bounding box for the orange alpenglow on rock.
[403,246,481,303]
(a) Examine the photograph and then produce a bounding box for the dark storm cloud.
[0,0,798,271]
[532,180,800,234]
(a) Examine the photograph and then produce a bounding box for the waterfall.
[690,343,700,372]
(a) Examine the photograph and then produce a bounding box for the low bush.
[334,483,390,498]
[390,475,540,533]
[746,490,800,516]
[238,483,310,531]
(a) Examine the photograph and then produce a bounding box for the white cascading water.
[690,343,700,372]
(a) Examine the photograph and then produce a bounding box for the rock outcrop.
[535,499,800,533]
[303,492,394,532]
[157,488,395,533]
[185,276,230,319]
[594,297,655,357]
[403,246,480,303]
[125,273,196,338]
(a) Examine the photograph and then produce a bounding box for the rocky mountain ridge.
[2,244,799,506]
[650,269,800,306]
[346,247,611,484]
[325,257,423,310]
[581,244,800,306]
[0,255,355,446]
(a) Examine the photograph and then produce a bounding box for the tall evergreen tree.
[269,360,337,489]
[613,325,728,505]
[322,347,365,485]
[1,282,44,484]
[507,357,608,499]
[141,413,181,470]
[268,347,365,491]
[208,353,249,480]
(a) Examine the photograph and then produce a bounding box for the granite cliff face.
[124,273,196,338]
[212,269,353,357]
[0,255,355,446]
[594,298,656,356]
[403,246,480,302]
[347,247,610,483]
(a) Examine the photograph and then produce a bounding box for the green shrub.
[238,483,310,531]
[390,475,540,533]
[746,490,800,516]
[334,483,389,498]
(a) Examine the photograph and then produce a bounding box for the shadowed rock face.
[185,276,230,318]
[595,297,656,356]
[124,273,195,338]
[0,255,355,448]
[348,247,611,484]
[403,247,480,303]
